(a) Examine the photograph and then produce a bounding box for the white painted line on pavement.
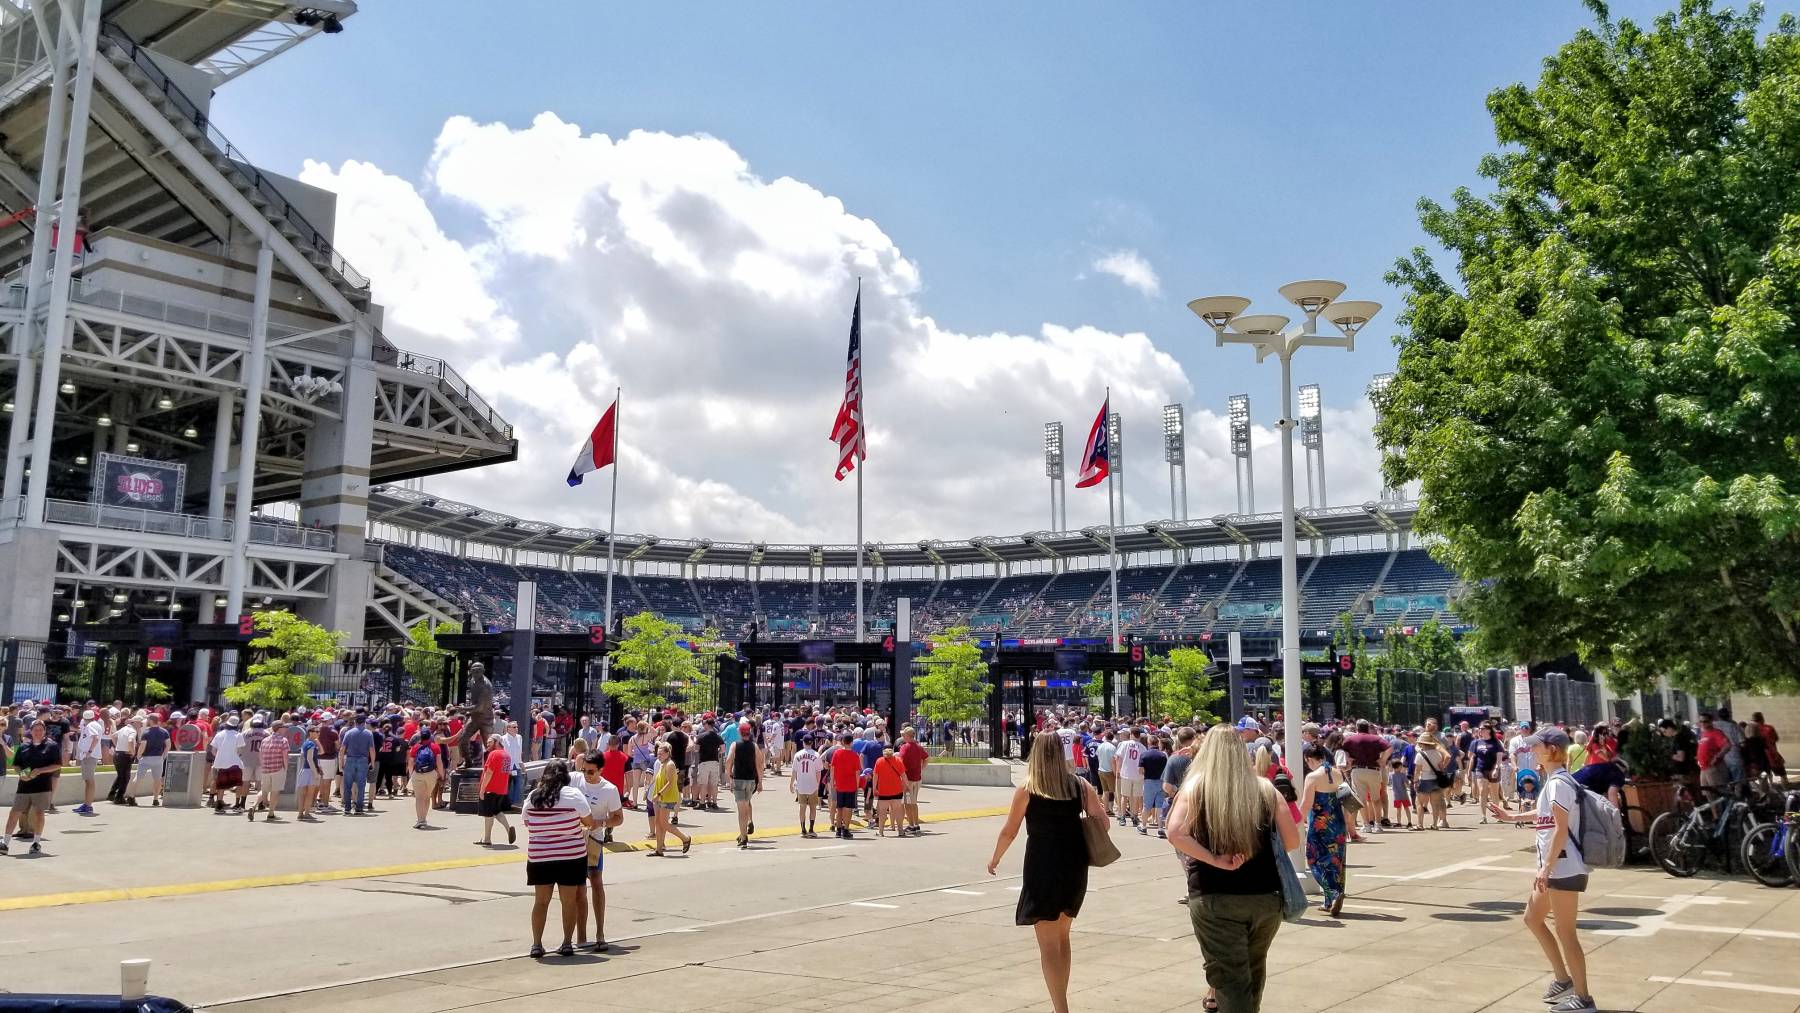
[1354,855,1515,882]
[939,888,984,896]
[1666,924,1800,940]
[851,901,898,909]
[1005,885,1022,891]
[1649,976,1800,997]
[1348,904,1404,912]
[1701,971,1733,977]
[796,844,851,852]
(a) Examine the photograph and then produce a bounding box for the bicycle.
[1739,790,1800,888]
[1648,780,1769,877]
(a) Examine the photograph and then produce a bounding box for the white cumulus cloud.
[1091,248,1161,297]
[305,115,1378,545]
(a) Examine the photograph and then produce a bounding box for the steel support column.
[222,246,273,681]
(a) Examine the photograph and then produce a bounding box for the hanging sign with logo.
[94,453,186,512]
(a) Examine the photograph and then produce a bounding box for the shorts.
[835,790,858,810]
[693,760,721,789]
[296,767,317,788]
[318,758,339,780]
[411,771,438,794]
[80,756,99,781]
[677,767,690,788]
[586,837,605,874]
[137,755,166,779]
[904,779,922,805]
[1143,781,1165,810]
[479,791,509,818]
[213,766,243,791]
[1394,799,1412,809]
[731,779,757,803]
[1118,777,1144,800]
[1100,771,1117,793]
[1547,874,1588,893]
[796,789,820,805]
[260,767,288,794]
[9,791,50,816]
[1481,768,1500,783]
[525,857,588,888]
[877,793,902,802]
[1349,768,1382,807]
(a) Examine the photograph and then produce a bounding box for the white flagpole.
[602,387,620,679]
[1105,388,1120,655]
[854,282,866,642]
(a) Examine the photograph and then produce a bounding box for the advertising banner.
[93,453,186,512]
[1512,663,1534,722]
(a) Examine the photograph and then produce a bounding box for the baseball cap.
[225,715,241,728]
[1235,716,1261,732]
[1521,727,1569,749]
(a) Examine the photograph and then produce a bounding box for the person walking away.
[791,737,823,837]
[573,750,624,951]
[1387,759,1415,830]
[829,731,862,838]
[522,760,597,958]
[107,715,141,805]
[694,719,724,811]
[74,709,105,815]
[1716,706,1747,783]
[136,713,170,806]
[1096,730,1118,816]
[477,734,517,846]
[1489,727,1598,1013]
[726,722,762,848]
[1296,743,1348,917]
[411,730,445,829]
[209,716,249,813]
[315,716,341,810]
[342,715,376,815]
[873,746,907,836]
[254,720,290,821]
[1140,736,1169,837]
[898,725,930,835]
[599,737,629,841]
[1115,728,1146,828]
[986,730,1108,1013]
[1340,719,1388,834]
[648,742,691,856]
[1167,723,1301,1012]
[3,721,61,854]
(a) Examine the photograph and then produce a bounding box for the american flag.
[829,286,865,481]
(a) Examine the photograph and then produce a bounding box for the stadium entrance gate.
[58,621,254,707]
[987,648,1144,759]
[735,641,899,727]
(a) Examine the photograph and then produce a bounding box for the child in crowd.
[1387,758,1414,830]
[1517,768,1541,813]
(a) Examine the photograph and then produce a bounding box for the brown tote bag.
[1072,775,1121,867]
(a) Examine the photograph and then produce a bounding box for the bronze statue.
[461,660,495,767]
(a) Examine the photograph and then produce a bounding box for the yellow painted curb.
[0,804,1014,912]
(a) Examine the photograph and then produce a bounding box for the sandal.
[556,942,574,957]
[1203,997,1219,1011]
[682,837,691,854]
[529,944,545,959]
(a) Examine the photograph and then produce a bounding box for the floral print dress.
[1307,765,1348,907]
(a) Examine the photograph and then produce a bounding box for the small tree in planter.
[1619,719,1679,834]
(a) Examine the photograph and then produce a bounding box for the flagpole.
[1105,387,1121,657]
[602,387,620,682]
[854,280,865,642]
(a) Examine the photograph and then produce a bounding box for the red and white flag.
[566,398,617,487]
[829,286,865,481]
[1074,395,1111,489]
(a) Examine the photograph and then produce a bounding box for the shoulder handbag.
[1422,750,1454,792]
[1268,795,1308,922]
[1072,775,1121,868]
[1332,768,1362,814]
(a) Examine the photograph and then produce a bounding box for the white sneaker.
[1547,994,1595,1013]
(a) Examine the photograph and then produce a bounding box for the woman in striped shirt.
[523,760,597,958]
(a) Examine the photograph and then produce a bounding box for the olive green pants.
[1187,892,1283,1012]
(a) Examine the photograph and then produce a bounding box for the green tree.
[1145,647,1224,725]
[224,610,346,710]
[403,619,459,701]
[1381,618,1465,673]
[684,625,735,712]
[143,677,173,703]
[1331,611,1374,680]
[1376,2,1800,696]
[912,625,991,723]
[608,611,703,712]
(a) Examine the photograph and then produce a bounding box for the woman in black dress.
[987,727,1107,1013]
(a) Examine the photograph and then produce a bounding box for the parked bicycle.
[1739,789,1800,888]
[1648,779,1778,878]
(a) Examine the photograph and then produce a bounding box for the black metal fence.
[1336,667,1603,728]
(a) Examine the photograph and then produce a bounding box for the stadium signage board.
[93,453,186,512]
[1512,664,1533,721]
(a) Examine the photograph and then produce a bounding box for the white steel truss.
[366,565,461,639]
[52,529,332,598]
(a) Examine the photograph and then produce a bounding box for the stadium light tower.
[1107,410,1124,523]
[1228,393,1254,514]
[1188,281,1379,772]
[1161,403,1187,521]
[1368,372,1402,505]
[1298,383,1325,508]
[1043,421,1066,532]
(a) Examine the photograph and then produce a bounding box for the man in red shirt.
[829,731,863,840]
[1341,719,1392,835]
[897,725,930,836]
[1696,714,1732,792]
[476,733,515,847]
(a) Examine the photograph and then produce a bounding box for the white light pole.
[1188,282,1379,772]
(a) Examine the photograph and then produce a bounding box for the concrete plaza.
[5,778,1799,1012]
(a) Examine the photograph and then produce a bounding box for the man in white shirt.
[574,751,624,952]
[1096,732,1119,817]
[74,710,106,814]
[107,716,141,806]
[1114,727,1146,828]
[208,715,249,812]
[790,738,824,837]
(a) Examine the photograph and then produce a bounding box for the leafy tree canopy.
[1145,646,1224,725]
[1377,1,1800,697]
[1379,619,1465,674]
[912,625,991,724]
[403,620,458,702]
[224,610,346,710]
[608,611,704,712]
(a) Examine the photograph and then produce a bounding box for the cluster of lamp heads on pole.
[1187,280,1380,357]
[292,8,344,33]
[1042,421,1064,479]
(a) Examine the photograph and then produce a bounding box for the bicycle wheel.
[1725,807,1758,875]
[1650,810,1702,877]
[1740,823,1792,888]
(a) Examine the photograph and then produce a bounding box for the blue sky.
[201,2,1693,541]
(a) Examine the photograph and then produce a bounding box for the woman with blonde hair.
[1168,722,1300,1012]
[987,729,1108,1013]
